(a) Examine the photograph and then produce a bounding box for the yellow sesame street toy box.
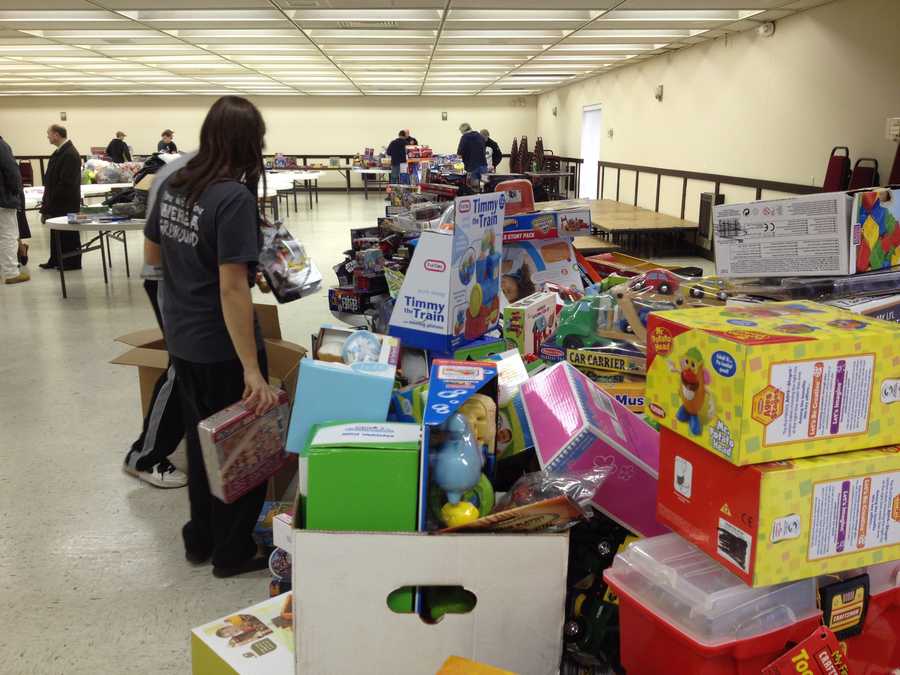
[645,301,900,465]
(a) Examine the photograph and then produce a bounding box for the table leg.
[99,231,109,284]
[344,169,350,193]
[293,185,298,212]
[364,175,369,200]
[122,230,130,277]
[307,180,313,209]
[273,197,280,223]
[55,232,67,299]
[106,232,113,268]
[314,179,318,204]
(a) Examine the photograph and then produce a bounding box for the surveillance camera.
[757,21,775,37]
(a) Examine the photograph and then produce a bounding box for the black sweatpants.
[125,280,184,471]
[173,350,268,568]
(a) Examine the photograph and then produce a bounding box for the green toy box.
[646,300,900,465]
[302,421,420,613]
[303,421,420,532]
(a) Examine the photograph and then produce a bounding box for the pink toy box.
[521,362,668,536]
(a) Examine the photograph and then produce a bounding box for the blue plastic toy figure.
[432,413,483,526]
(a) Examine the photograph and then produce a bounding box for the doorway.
[579,104,602,199]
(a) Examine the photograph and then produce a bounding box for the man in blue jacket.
[457,122,487,186]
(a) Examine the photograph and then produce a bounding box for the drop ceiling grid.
[0,0,830,96]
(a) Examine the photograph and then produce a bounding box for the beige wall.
[0,94,536,187]
[536,0,900,216]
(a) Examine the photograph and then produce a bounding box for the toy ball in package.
[259,224,322,303]
[198,390,291,503]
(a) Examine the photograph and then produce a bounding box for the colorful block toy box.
[645,300,900,465]
[657,428,900,587]
[502,291,557,358]
[851,188,900,273]
[389,192,506,352]
[521,362,668,536]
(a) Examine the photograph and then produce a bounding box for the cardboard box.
[713,192,853,277]
[420,360,498,531]
[645,300,900,465]
[825,293,900,323]
[657,427,900,586]
[597,380,646,414]
[521,362,668,537]
[191,592,294,675]
[389,192,506,352]
[502,238,583,304]
[111,304,306,416]
[328,285,384,314]
[850,188,900,273]
[198,390,292,503]
[293,531,568,675]
[272,511,293,552]
[502,291,557,358]
[502,207,591,242]
[285,327,399,454]
[304,422,419,533]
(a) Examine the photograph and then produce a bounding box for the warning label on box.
[764,355,874,446]
[808,470,900,560]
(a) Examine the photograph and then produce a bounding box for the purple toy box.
[521,362,668,536]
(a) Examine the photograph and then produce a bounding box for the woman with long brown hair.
[143,96,277,577]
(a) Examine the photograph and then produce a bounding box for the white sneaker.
[123,459,188,489]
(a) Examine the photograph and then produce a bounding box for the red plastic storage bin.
[604,533,822,675]
[837,561,900,673]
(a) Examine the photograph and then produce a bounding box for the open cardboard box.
[293,530,568,675]
[111,303,306,500]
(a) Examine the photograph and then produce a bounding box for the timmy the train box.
[645,301,900,465]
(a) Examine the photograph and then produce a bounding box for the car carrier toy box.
[645,300,900,465]
[389,192,506,353]
[502,207,591,242]
[657,428,900,587]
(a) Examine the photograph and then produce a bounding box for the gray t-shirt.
[144,178,263,363]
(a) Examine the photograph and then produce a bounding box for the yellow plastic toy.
[440,501,480,528]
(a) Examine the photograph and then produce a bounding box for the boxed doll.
[503,291,557,359]
[646,300,900,465]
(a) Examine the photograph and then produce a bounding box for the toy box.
[489,350,534,460]
[303,422,419,533]
[502,207,591,242]
[850,188,900,273]
[825,293,900,323]
[328,285,384,314]
[604,533,822,675]
[258,224,322,303]
[503,291,557,358]
[645,300,900,465]
[198,390,291,504]
[521,362,668,537]
[502,238,582,304]
[420,360,499,531]
[253,500,292,548]
[294,531,567,675]
[657,428,900,586]
[389,192,506,352]
[713,192,854,277]
[597,380,646,413]
[191,592,294,675]
[286,327,399,454]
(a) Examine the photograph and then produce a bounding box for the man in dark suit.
[40,124,82,270]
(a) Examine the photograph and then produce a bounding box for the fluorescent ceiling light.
[206,46,316,53]
[437,45,543,52]
[447,9,594,21]
[536,55,630,61]
[93,45,197,53]
[443,30,566,39]
[122,10,284,22]
[18,30,159,39]
[325,46,430,52]
[600,9,763,22]
[168,30,305,39]
[576,29,707,38]
[481,90,535,95]
[0,11,122,22]
[550,44,667,51]
[290,9,440,21]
